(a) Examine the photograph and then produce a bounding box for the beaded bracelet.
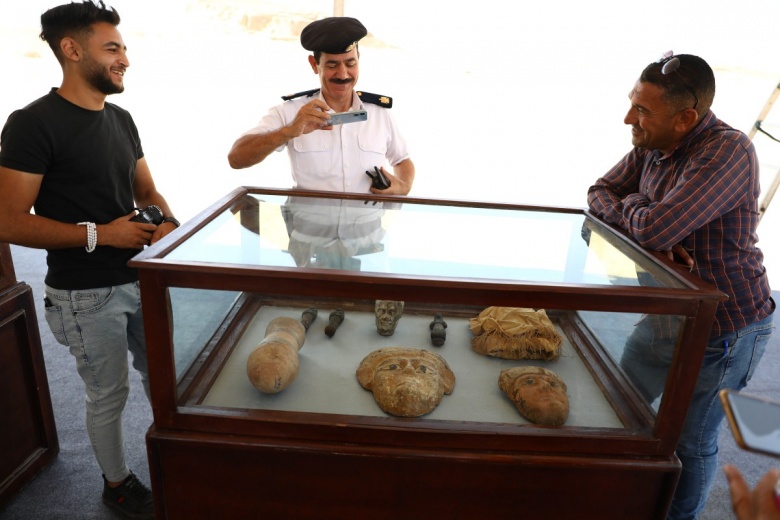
[77,222,97,253]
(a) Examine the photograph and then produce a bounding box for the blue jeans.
[620,308,774,520]
[43,281,151,483]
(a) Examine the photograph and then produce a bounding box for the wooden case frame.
[0,244,59,508]
[130,188,725,519]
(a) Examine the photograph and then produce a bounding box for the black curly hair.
[40,1,121,64]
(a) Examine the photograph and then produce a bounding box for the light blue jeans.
[620,308,774,520]
[44,281,151,483]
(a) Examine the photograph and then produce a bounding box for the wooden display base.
[146,295,680,519]
[147,424,679,519]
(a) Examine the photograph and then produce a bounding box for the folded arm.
[621,142,754,251]
[0,159,172,250]
[587,140,755,251]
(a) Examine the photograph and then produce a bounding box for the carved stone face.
[498,367,569,426]
[375,300,404,336]
[357,347,455,417]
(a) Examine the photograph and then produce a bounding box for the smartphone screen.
[720,390,780,457]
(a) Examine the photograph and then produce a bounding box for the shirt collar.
[655,109,717,160]
[350,90,364,111]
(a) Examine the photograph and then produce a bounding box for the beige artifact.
[469,307,562,361]
[246,316,306,394]
[357,347,455,417]
[498,366,569,426]
[375,300,404,336]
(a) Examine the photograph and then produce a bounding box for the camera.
[129,205,164,225]
[365,166,390,190]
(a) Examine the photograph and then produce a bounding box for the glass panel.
[165,193,686,288]
[170,288,240,380]
[578,310,685,412]
[175,292,629,429]
[580,217,687,289]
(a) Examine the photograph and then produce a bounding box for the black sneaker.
[102,472,155,519]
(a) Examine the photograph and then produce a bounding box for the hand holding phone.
[720,389,780,458]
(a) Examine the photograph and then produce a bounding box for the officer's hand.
[288,100,333,136]
[370,167,410,196]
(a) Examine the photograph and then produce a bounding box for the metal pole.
[747,80,780,218]
[759,169,780,221]
[748,81,780,140]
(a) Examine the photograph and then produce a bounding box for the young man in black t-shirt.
[0,2,179,518]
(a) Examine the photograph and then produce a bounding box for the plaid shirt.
[588,110,773,337]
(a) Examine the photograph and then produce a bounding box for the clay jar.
[246,316,306,394]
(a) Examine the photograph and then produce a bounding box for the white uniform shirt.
[243,91,410,193]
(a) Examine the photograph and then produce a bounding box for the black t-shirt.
[0,89,144,289]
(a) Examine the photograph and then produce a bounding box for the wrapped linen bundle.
[469,307,562,361]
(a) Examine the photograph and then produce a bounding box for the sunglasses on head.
[656,50,699,110]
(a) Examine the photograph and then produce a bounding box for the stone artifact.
[469,307,562,361]
[246,316,306,394]
[498,366,569,426]
[429,314,447,347]
[300,307,318,331]
[357,347,455,417]
[375,300,404,336]
[325,308,345,337]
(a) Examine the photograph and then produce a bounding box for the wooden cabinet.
[130,189,725,519]
[0,244,58,508]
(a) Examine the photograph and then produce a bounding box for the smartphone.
[326,110,367,126]
[719,389,780,458]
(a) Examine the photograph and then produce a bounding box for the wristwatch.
[162,216,180,228]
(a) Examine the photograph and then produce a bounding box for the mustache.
[329,78,354,85]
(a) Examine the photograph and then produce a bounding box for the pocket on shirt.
[290,132,338,179]
[357,132,387,170]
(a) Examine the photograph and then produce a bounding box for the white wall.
[2,0,779,271]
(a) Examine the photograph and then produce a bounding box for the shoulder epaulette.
[281,88,321,101]
[357,91,393,109]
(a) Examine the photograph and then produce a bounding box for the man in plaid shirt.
[588,52,774,520]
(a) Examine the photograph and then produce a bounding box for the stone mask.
[357,347,455,417]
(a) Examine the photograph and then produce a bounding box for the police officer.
[228,17,415,195]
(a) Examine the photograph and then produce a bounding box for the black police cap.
[300,17,367,54]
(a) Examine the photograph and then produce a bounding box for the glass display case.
[131,188,725,520]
